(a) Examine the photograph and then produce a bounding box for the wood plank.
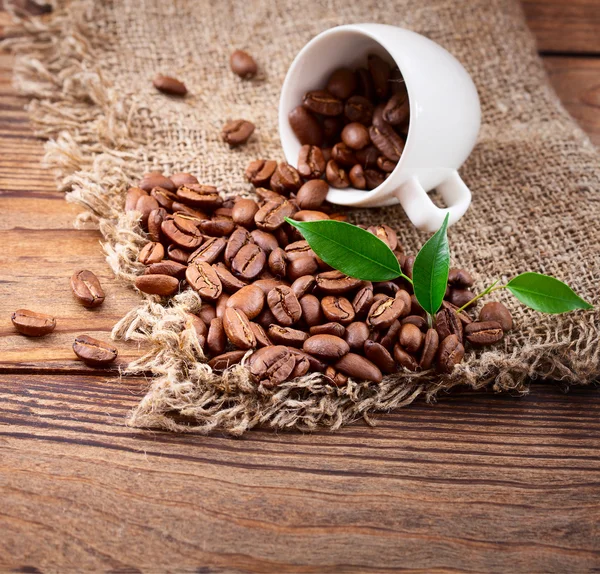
[522,0,600,54]
[1,375,599,572]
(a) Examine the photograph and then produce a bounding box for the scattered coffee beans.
[72,334,118,365]
[70,270,105,308]
[11,309,56,336]
[152,74,187,96]
[230,50,258,79]
[222,119,255,147]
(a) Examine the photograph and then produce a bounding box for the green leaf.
[285,218,402,282]
[506,272,593,314]
[412,213,450,316]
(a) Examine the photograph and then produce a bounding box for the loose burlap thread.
[4,0,599,435]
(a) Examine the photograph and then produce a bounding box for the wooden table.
[1,2,599,571]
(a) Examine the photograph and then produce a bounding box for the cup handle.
[393,172,472,232]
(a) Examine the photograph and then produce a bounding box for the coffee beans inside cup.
[288,53,409,190]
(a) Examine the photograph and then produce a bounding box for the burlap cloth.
[5,0,599,434]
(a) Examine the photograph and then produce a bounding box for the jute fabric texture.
[5,0,599,434]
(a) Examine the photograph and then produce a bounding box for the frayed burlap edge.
[4,1,599,436]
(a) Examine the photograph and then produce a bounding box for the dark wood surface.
[1,3,599,572]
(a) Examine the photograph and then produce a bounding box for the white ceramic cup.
[278,24,481,232]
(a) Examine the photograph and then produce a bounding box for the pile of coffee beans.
[288,54,409,190]
[124,166,512,387]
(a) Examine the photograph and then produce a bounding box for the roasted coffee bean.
[326,67,357,99]
[448,288,475,309]
[288,105,323,146]
[375,281,399,296]
[353,285,374,317]
[70,269,105,308]
[292,210,329,222]
[355,145,379,169]
[296,179,329,210]
[297,144,326,181]
[171,202,207,219]
[251,229,279,254]
[161,218,202,250]
[212,262,247,293]
[303,89,343,116]
[389,66,405,94]
[359,340,394,374]
[372,293,389,304]
[138,241,165,264]
[299,294,322,327]
[255,306,277,329]
[245,159,277,187]
[377,156,397,173]
[223,307,256,349]
[231,243,266,280]
[399,322,423,354]
[267,325,308,347]
[153,74,187,96]
[167,245,190,265]
[150,187,177,211]
[146,260,187,279]
[309,322,345,338]
[355,67,375,100]
[379,319,402,350]
[322,117,343,143]
[230,49,257,79]
[268,247,287,277]
[344,321,370,350]
[270,163,302,195]
[367,224,398,250]
[186,312,207,344]
[437,334,465,373]
[382,91,409,126]
[199,216,235,237]
[140,173,176,193]
[255,199,296,231]
[465,321,504,346]
[11,309,56,337]
[349,164,366,189]
[206,317,226,354]
[135,274,179,296]
[290,352,311,378]
[170,172,198,187]
[196,305,216,328]
[403,255,415,280]
[136,194,160,227]
[126,187,147,212]
[226,285,265,319]
[419,328,440,370]
[334,353,382,383]
[363,169,385,190]
[250,345,296,387]
[393,344,418,372]
[285,240,315,262]
[177,184,223,210]
[189,236,227,264]
[246,321,269,347]
[435,307,463,342]
[208,350,246,371]
[448,267,474,288]
[231,198,258,230]
[369,124,404,162]
[479,302,513,332]
[186,260,222,300]
[303,334,349,359]
[224,227,252,264]
[331,142,357,167]
[73,335,118,365]
[215,293,230,318]
[222,119,255,146]
[267,285,302,326]
[291,275,316,299]
[287,256,318,281]
[321,295,355,325]
[147,207,167,242]
[367,54,390,99]
[401,315,428,331]
[316,270,362,295]
[344,95,374,125]
[325,366,349,386]
[367,296,405,329]
[341,122,370,150]
[253,277,284,295]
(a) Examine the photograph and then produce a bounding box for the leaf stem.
[456,280,505,313]
[400,272,413,286]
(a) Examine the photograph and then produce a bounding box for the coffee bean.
[367,54,391,99]
[170,172,198,188]
[297,145,326,180]
[222,119,255,146]
[465,321,504,346]
[215,293,230,318]
[246,230,275,255]
[268,247,287,277]
[348,164,366,189]
[322,117,343,143]
[145,260,187,279]
[224,227,252,265]
[379,319,402,350]
[140,173,176,193]
[153,74,187,96]
[448,267,474,288]
[303,89,343,116]
[352,285,374,317]
[151,187,177,211]
[199,217,235,237]
[435,307,463,342]
[448,288,475,309]
[341,122,370,150]
[437,334,465,373]
[355,145,379,168]
[250,345,296,387]
[222,307,256,349]
[326,68,357,99]
[303,334,349,359]
[267,325,308,347]
[177,184,223,210]
[376,156,397,173]
[321,295,355,325]
[211,262,246,293]
[287,256,318,282]
[296,179,329,210]
[401,315,428,331]
[226,285,265,319]
[232,198,259,229]
[185,312,207,348]
[147,207,167,242]
[70,269,105,308]
[315,270,362,295]
[270,163,302,195]
[267,285,302,326]
[399,322,423,354]
[255,199,295,231]
[367,224,398,250]
[344,321,370,350]
[189,236,227,264]
[299,294,322,327]
[230,49,257,79]
[250,322,271,347]
[208,350,246,371]
[204,317,225,356]
[334,353,382,383]
[135,274,179,296]
[167,245,190,265]
[245,159,277,187]
[479,302,513,332]
[290,275,315,299]
[363,340,396,374]
[367,296,405,329]
[73,334,118,365]
[376,280,400,296]
[393,344,418,371]
[171,202,207,219]
[198,304,217,325]
[331,142,357,167]
[403,256,415,280]
[253,277,284,295]
[364,169,385,190]
[309,322,345,337]
[285,240,314,262]
[355,67,375,100]
[231,243,266,280]
[369,124,404,162]
[138,241,165,264]
[288,106,323,146]
[292,210,329,222]
[382,91,409,126]
[126,187,147,212]
[186,260,222,300]
[136,194,160,227]
[11,309,56,337]
[344,96,374,125]
[419,328,440,370]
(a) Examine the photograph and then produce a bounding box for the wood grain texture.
[522,0,600,54]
